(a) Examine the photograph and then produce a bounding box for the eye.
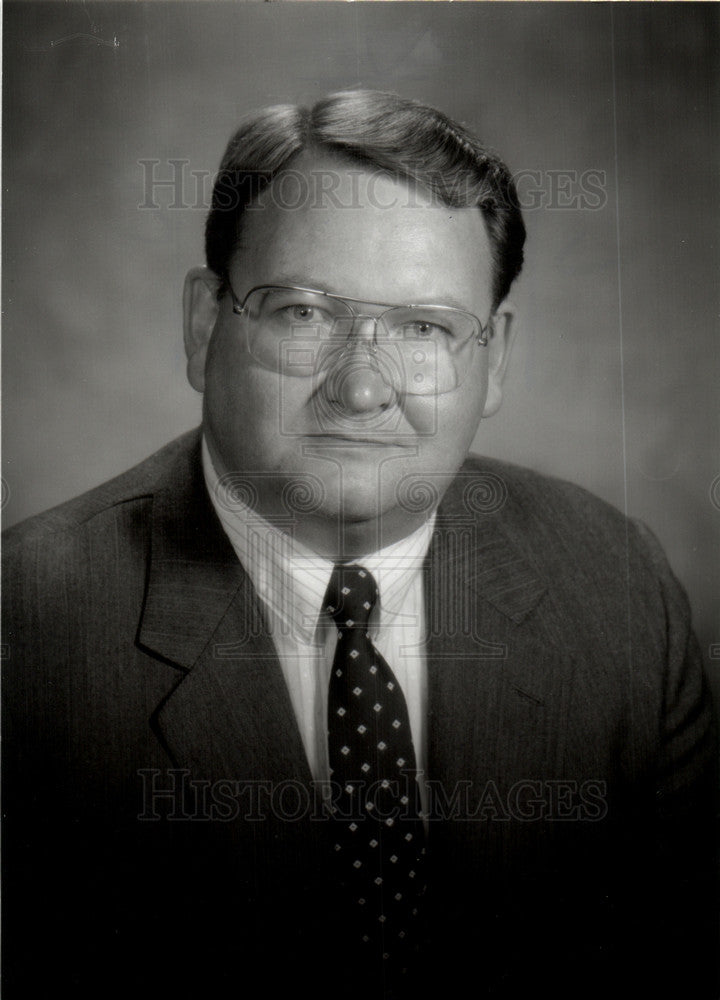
[287,304,317,321]
[400,320,452,340]
[276,302,333,324]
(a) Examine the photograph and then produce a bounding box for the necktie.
[325,564,427,988]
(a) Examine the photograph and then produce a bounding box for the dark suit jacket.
[2,430,716,998]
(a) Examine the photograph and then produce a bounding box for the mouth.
[302,433,411,449]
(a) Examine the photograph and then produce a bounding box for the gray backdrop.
[3,2,719,697]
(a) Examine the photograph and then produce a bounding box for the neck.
[279,507,432,561]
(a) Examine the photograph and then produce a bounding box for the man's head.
[184,90,526,557]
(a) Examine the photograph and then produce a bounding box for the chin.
[320,487,385,525]
[280,459,422,538]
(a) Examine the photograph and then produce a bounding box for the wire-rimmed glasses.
[228,283,489,396]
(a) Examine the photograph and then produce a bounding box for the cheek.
[204,334,307,454]
[206,331,302,414]
[403,365,488,453]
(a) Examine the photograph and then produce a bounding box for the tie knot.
[324,564,378,629]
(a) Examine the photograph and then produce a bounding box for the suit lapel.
[425,469,576,823]
[137,433,311,784]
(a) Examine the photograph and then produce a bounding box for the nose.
[327,317,393,413]
[336,363,392,412]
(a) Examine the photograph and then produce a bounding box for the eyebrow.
[268,273,475,312]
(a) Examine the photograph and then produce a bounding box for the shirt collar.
[202,436,436,643]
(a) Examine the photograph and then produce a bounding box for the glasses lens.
[245,287,351,365]
[380,306,477,348]
[379,306,476,394]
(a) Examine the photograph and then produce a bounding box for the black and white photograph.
[2,2,719,997]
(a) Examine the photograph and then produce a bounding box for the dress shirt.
[202,438,435,787]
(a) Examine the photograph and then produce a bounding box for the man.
[2,90,716,998]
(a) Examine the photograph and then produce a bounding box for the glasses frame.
[227,282,490,348]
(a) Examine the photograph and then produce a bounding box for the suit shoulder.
[456,455,695,648]
[2,430,199,551]
[459,453,627,529]
[455,453,656,574]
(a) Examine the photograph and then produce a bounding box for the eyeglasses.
[228,283,490,396]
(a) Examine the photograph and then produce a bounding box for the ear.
[183,266,221,393]
[482,300,517,417]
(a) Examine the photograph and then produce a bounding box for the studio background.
[3,2,719,698]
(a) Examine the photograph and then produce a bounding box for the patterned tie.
[325,564,427,989]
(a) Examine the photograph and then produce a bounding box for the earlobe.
[482,301,517,418]
[183,266,221,393]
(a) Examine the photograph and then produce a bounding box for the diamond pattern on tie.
[325,564,427,983]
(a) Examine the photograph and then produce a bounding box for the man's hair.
[205,89,525,309]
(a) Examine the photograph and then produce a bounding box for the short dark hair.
[205,89,525,309]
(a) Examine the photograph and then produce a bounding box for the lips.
[303,433,411,448]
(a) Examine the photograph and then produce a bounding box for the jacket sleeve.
[632,518,718,995]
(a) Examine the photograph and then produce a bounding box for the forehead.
[233,152,494,311]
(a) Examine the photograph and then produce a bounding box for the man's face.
[187,152,511,556]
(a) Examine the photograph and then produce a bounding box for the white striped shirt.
[202,437,434,784]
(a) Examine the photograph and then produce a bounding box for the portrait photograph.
[2,2,718,997]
